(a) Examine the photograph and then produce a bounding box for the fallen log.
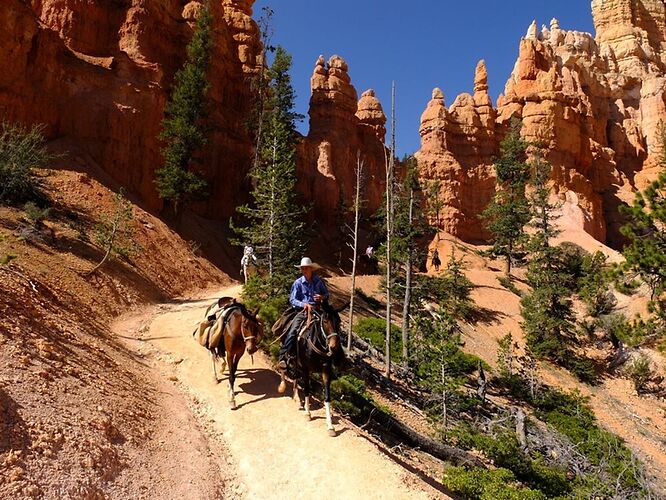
[367,408,484,467]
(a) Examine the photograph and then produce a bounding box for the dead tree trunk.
[384,81,396,379]
[347,153,363,351]
[401,186,414,363]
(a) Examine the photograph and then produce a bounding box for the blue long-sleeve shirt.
[289,275,329,308]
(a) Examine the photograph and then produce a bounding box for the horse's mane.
[231,299,259,323]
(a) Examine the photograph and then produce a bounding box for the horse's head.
[240,307,263,355]
[320,301,348,353]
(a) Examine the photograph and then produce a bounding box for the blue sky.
[253,1,594,155]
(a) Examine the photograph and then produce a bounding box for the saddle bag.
[193,297,237,349]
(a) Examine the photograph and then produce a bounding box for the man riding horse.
[277,257,329,371]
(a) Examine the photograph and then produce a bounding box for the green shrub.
[330,375,375,421]
[443,467,546,500]
[449,423,570,497]
[354,317,402,361]
[562,354,598,385]
[0,122,52,205]
[22,201,51,227]
[241,274,289,339]
[0,254,17,266]
[624,353,654,394]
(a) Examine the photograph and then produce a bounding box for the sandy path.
[138,286,442,500]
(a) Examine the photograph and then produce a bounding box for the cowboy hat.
[295,257,320,269]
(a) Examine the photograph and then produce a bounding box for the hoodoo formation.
[297,55,388,228]
[6,1,665,248]
[418,0,666,246]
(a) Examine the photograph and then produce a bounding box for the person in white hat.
[277,257,329,370]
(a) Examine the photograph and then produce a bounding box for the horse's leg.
[211,351,219,384]
[322,365,336,436]
[278,371,287,394]
[227,352,237,409]
[303,367,311,420]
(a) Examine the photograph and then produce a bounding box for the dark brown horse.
[196,299,263,409]
[277,302,345,436]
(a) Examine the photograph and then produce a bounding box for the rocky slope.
[0,159,235,497]
[418,0,666,246]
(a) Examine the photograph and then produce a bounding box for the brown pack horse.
[201,299,263,409]
[277,302,345,436]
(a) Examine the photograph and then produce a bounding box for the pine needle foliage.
[155,5,213,214]
[481,119,531,275]
[232,46,307,299]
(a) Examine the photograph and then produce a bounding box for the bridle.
[304,309,339,357]
[236,308,260,347]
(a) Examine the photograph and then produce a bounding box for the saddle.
[193,297,237,351]
[271,306,300,338]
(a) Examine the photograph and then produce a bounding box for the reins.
[305,310,337,358]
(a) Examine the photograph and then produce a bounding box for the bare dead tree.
[346,152,364,350]
[385,81,396,379]
[88,190,136,275]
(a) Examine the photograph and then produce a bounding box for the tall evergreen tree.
[393,156,431,362]
[232,46,307,299]
[520,152,575,360]
[481,119,531,275]
[619,125,666,304]
[155,6,212,215]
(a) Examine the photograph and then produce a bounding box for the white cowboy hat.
[295,257,320,269]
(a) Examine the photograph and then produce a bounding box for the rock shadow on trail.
[233,368,284,409]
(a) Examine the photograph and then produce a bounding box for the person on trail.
[277,257,329,371]
[365,245,374,259]
[432,249,441,272]
[240,245,258,283]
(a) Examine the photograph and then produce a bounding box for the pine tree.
[155,6,212,215]
[393,155,430,362]
[232,46,307,299]
[482,119,531,275]
[424,179,444,241]
[520,151,576,361]
[619,124,666,305]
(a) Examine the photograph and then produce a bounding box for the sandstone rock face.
[298,55,387,230]
[418,1,666,246]
[415,68,497,242]
[1,0,261,219]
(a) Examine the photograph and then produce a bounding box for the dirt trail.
[121,285,443,500]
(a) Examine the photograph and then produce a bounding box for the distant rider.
[277,257,329,370]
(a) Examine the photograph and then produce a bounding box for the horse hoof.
[328,429,337,437]
[306,412,312,421]
[230,400,237,410]
[212,377,220,385]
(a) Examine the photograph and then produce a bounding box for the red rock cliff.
[418,0,666,246]
[1,0,261,219]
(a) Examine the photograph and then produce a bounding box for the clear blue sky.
[253,1,594,156]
